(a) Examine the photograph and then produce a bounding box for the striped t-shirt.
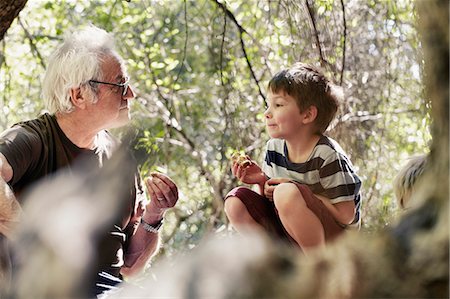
[262,136,362,227]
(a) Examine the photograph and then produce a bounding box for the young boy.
[224,63,362,253]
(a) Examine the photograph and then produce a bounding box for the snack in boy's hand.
[231,152,252,167]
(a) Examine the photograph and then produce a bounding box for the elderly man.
[0,26,178,296]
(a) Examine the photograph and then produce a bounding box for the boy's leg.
[273,183,325,252]
[273,183,345,252]
[224,196,261,230]
[224,187,292,243]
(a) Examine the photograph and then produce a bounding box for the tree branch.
[135,65,225,207]
[304,0,327,67]
[213,0,248,35]
[212,0,266,106]
[18,17,46,69]
[0,0,27,42]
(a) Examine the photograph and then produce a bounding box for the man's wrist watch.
[140,218,163,234]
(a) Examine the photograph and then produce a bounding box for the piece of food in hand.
[231,152,252,167]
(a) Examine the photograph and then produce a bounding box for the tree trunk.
[0,0,27,42]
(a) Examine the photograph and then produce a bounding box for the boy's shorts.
[224,183,345,246]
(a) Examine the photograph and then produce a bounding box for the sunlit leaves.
[0,0,430,257]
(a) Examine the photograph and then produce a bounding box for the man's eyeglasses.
[89,77,130,96]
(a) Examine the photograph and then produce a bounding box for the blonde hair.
[42,25,118,114]
[393,155,427,209]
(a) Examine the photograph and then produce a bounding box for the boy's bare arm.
[0,153,22,239]
[315,194,356,225]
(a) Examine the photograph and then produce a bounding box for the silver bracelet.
[140,218,163,233]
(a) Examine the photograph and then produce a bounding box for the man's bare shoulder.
[0,153,13,183]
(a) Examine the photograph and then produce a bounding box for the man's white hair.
[42,25,118,114]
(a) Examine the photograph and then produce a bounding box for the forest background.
[0,0,431,261]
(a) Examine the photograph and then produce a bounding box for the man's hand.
[144,172,178,222]
[129,199,145,227]
[122,172,178,277]
[0,153,22,238]
[264,177,292,200]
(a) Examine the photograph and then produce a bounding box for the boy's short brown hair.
[268,62,340,134]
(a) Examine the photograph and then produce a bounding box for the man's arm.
[0,153,22,239]
[121,172,178,277]
[120,213,162,277]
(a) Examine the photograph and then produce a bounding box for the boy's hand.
[231,154,266,186]
[264,177,292,200]
[231,152,252,167]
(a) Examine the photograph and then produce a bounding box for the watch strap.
[140,218,163,233]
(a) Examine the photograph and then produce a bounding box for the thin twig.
[171,0,188,95]
[106,0,120,30]
[339,0,347,85]
[304,0,327,67]
[213,0,248,35]
[219,8,227,85]
[212,0,266,106]
[18,17,46,69]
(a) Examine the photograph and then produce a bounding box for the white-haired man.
[0,26,178,296]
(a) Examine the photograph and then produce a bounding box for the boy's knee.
[273,182,302,200]
[273,183,305,214]
[224,197,246,221]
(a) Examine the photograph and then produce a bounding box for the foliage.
[0,0,431,259]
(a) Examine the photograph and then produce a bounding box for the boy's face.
[264,90,306,140]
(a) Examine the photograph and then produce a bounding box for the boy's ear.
[70,87,87,109]
[302,105,318,124]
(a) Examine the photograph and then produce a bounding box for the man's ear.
[70,87,86,109]
[302,105,318,124]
